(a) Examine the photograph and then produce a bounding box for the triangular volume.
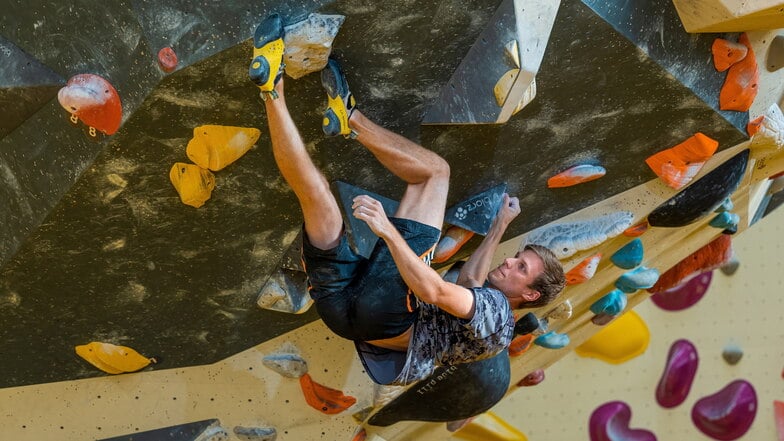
[444,183,507,235]
[334,181,399,258]
[98,418,227,441]
[672,0,784,33]
[0,35,64,138]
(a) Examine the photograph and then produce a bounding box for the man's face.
[487,249,545,303]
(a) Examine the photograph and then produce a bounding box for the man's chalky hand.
[352,195,394,238]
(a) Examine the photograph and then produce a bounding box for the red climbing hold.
[158,47,178,73]
[712,38,749,72]
[720,33,759,112]
[298,373,356,415]
[774,400,784,441]
[517,369,545,387]
[57,73,122,135]
[649,235,732,293]
[646,133,719,190]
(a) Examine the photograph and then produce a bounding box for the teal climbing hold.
[709,211,740,230]
[610,238,644,269]
[714,198,734,212]
[616,267,660,293]
[534,331,570,349]
[590,289,628,316]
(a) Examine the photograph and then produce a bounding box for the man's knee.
[430,156,450,183]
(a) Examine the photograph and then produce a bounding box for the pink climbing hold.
[517,369,545,387]
[692,380,757,441]
[589,401,656,441]
[656,339,699,408]
[650,271,712,311]
[57,73,122,135]
[547,164,606,188]
[158,47,178,73]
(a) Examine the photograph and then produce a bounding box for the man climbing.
[251,14,565,386]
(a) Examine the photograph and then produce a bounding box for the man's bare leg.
[265,80,343,249]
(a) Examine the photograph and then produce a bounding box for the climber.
[251,14,565,385]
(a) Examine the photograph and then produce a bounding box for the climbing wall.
[1,0,784,440]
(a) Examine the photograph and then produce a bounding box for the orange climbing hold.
[645,132,719,189]
[509,334,535,357]
[649,234,732,293]
[623,221,649,237]
[57,73,122,136]
[169,162,216,208]
[186,125,261,171]
[720,33,759,112]
[712,38,749,72]
[547,164,606,188]
[565,252,602,286]
[775,401,784,441]
[299,373,356,415]
[747,115,765,137]
[433,226,475,263]
[75,342,155,374]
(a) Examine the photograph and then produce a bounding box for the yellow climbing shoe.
[249,14,285,100]
[321,58,357,138]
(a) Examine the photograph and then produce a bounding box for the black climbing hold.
[334,181,400,258]
[444,183,507,235]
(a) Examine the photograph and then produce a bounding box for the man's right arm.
[456,194,520,288]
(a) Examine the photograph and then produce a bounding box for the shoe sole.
[321,60,353,136]
[249,14,284,91]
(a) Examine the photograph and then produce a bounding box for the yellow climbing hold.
[452,412,528,441]
[575,310,650,364]
[75,342,154,374]
[185,125,261,171]
[169,162,216,208]
[494,69,519,107]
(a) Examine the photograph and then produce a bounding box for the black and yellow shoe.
[249,14,285,101]
[321,58,357,138]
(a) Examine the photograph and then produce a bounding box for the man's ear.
[521,289,541,302]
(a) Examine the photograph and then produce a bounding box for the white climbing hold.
[283,13,345,79]
[750,104,784,151]
[523,211,634,259]
[262,350,308,378]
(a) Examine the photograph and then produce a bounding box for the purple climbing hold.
[691,380,757,441]
[650,271,712,311]
[589,401,657,441]
[656,339,699,408]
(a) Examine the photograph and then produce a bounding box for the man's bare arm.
[352,195,476,319]
[455,194,520,288]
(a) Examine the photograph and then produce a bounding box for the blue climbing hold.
[590,289,628,316]
[610,238,644,269]
[615,267,660,293]
[714,198,734,213]
[709,211,740,230]
[534,331,570,349]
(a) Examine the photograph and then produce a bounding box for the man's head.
[487,244,565,309]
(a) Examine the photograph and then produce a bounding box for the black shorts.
[301,218,440,341]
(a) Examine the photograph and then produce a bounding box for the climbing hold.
[547,164,606,188]
[534,331,569,349]
[433,226,475,263]
[747,115,765,137]
[186,125,261,171]
[57,73,122,135]
[774,401,784,441]
[444,184,507,235]
[722,343,743,365]
[262,352,308,378]
[749,104,784,151]
[720,255,740,276]
[233,426,277,441]
[517,369,545,387]
[610,238,643,269]
[650,271,712,311]
[565,253,602,285]
[335,181,400,258]
[591,313,616,326]
[494,69,520,106]
[709,212,740,230]
[656,339,699,408]
[623,221,649,237]
[715,198,734,213]
[545,300,573,321]
[615,267,659,293]
[169,162,216,208]
[75,342,155,374]
[645,133,719,190]
[720,33,759,112]
[157,47,178,73]
[590,289,627,317]
[299,373,356,414]
[692,380,757,440]
[450,412,528,441]
[257,269,312,314]
[649,235,731,292]
[283,13,345,79]
[711,38,748,72]
[508,334,534,357]
[648,149,749,228]
[524,211,634,259]
[351,428,367,441]
[514,312,543,336]
[589,401,656,441]
[576,311,650,364]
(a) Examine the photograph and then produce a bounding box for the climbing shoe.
[249,13,285,100]
[321,58,357,138]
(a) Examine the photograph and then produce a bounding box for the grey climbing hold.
[256,269,312,314]
[722,343,743,365]
[262,352,308,378]
[615,266,660,293]
[283,14,345,79]
[720,256,740,276]
[610,238,644,269]
[524,211,634,259]
[233,426,277,441]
